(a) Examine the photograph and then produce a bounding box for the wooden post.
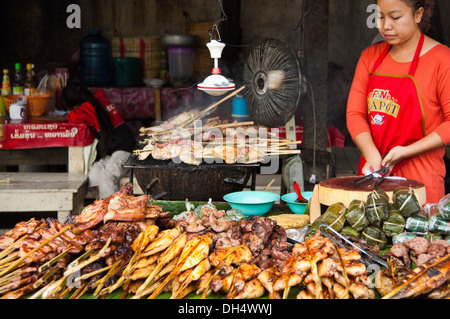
[302,0,329,190]
[155,88,161,121]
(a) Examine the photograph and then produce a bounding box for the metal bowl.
[223,191,280,217]
[161,34,197,47]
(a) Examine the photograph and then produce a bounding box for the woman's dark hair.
[401,0,425,11]
[61,80,113,159]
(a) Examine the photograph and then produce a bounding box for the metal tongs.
[318,223,388,268]
[353,166,390,188]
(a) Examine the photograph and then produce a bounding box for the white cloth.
[88,150,131,198]
[83,139,98,175]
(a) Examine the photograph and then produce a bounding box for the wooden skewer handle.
[178,86,246,128]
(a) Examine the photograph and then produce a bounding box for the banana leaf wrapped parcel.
[383,208,406,237]
[366,189,389,224]
[428,215,450,236]
[307,202,347,237]
[345,199,369,232]
[393,187,421,218]
[405,216,429,235]
[438,193,450,221]
[341,225,360,238]
[424,233,442,242]
[362,225,388,249]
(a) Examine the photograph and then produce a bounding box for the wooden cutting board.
[317,176,426,207]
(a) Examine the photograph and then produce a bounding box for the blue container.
[281,192,313,214]
[223,191,280,217]
[113,58,141,87]
[80,30,111,87]
[232,95,249,121]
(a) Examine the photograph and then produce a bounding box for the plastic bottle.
[12,63,24,95]
[0,96,6,142]
[24,63,36,96]
[1,69,11,96]
[80,30,111,87]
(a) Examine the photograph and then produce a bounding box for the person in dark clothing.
[61,80,136,197]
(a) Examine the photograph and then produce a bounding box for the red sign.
[0,117,95,149]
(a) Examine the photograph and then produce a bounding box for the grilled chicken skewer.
[145,233,213,299]
[135,231,187,296]
[382,254,450,299]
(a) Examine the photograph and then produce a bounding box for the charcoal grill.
[124,152,259,202]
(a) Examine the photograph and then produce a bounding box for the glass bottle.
[12,63,24,95]
[24,63,36,96]
[1,69,11,96]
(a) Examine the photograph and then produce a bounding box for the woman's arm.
[382,131,444,167]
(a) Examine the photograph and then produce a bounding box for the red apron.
[358,33,426,175]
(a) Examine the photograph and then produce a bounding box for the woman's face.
[376,0,424,45]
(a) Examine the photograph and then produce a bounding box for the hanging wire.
[208,0,228,41]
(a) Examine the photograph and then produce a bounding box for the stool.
[0,172,88,223]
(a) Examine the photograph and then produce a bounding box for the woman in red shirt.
[346,0,450,203]
[62,80,136,198]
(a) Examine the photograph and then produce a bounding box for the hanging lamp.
[197,40,235,96]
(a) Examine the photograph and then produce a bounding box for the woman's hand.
[354,132,383,175]
[362,156,383,175]
[382,145,407,169]
[382,132,445,169]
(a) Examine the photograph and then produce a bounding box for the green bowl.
[281,191,313,214]
[223,191,280,217]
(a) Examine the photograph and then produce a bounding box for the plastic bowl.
[281,191,314,214]
[223,191,280,217]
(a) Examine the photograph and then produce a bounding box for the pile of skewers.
[135,117,301,165]
[0,181,373,299]
[135,87,302,165]
[0,183,169,299]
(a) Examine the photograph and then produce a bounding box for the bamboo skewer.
[198,249,237,298]
[145,234,210,299]
[0,235,28,261]
[263,179,276,192]
[39,245,73,272]
[34,266,61,290]
[73,263,114,286]
[178,86,246,129]
[0,224,74,279]
[135,232,187,297]
[102,226,159,295]
[92,260,124,296]
[69,281,89,299]
[63,237,112,278]
[0,252,19,268]
[141,120,256,138]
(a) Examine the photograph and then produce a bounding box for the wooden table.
[0,172,88,222]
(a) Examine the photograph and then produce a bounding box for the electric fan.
[242,38,303,128]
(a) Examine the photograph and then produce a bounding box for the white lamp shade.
[206,40,225,59]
